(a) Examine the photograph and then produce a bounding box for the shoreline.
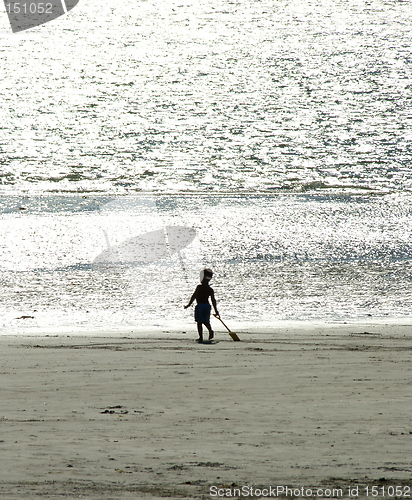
[0,323,411,499]
[2,317,412,338]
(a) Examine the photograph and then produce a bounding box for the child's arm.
[184,287,198,309]
[210,289,219,316]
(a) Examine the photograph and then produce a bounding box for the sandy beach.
[0,322,411,499]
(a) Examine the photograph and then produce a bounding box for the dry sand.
[0,323,411,499]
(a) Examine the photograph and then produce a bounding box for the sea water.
[1,0,412,334]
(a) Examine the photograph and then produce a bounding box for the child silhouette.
[184,268,219,343]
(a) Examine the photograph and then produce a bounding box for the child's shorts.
[194,303,211,325]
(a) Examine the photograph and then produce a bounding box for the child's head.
[200,268,213,283]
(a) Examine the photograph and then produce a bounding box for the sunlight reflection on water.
[1,0,412,331]
[1,193,412,330]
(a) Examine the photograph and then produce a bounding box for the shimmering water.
[1,0,412,332]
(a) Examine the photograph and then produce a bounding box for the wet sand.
[0,323,411,499]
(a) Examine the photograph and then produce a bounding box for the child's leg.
[205,322,214,340]
[197,322,203,342]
